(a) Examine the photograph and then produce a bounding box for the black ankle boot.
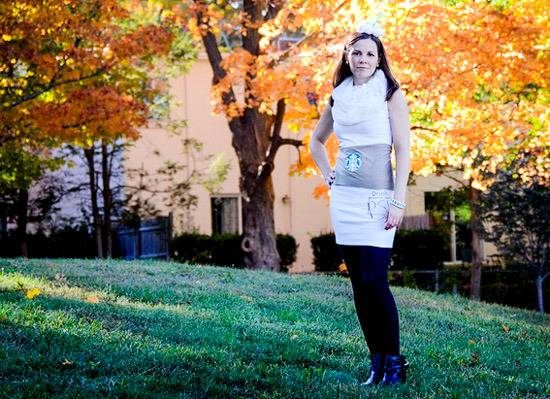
[381,354,409,386]
[360,353,386,386]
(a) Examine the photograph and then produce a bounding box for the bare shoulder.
[318,101,334,126]
[388,89,409,112]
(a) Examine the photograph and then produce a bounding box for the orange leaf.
[86,295,100,304]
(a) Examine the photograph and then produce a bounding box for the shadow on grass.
[1,262,549,399]
[0,289,370,399]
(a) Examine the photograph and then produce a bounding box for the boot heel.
[359,353,386,386]
[381,354,409,386]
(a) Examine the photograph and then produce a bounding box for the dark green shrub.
[402,268,419,289]
[310,232,341,272]
[171,233,298,271]
[276,234,298,273]
[0,225,95,258]
[171,233,215,264]
[392,229,449,270]
[210,234,245,267]
[310,229,449,272]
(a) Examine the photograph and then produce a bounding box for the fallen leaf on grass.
[60,359,75,369]
[502,324,510,333]
[86,295,100,304]
[25,288,41,299]
[469,351,479,367]
[241,295,254,303]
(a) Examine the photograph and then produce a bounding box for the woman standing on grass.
[309,20,411,386]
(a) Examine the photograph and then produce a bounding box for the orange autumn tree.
[387,0,549,300]
[1,0,173,146]
[0,0,175,255]
[179,0,547,275]
[291,0,548,298]
[183,0,388,271]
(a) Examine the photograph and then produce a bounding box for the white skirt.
[329,185,396,248]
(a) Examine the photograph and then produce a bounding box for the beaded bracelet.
[389,198,406,209]
[324,170,335,187]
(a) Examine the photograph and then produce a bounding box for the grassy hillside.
[0,258,548,399]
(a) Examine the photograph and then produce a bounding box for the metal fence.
[387,268,548,311]
[114,216,171,260]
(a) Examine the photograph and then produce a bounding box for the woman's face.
[345,38,379,82]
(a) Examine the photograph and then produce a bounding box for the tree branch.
[267,0,347,69]
[279,138,302,147]
[9,68,107,108]
[257,99,302,180]
[194,0,242,131]
[242,0,262,56]
[263,0,285,21]
[271,98,286,141]
[257,99,285,178]
[411,125,439,133]
[439,170,468,188]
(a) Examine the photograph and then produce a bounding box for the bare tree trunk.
[15,188,28,257]
[194,0,300,271]
[469,183,482,300]
[535,272,548,314]
[230,106,281,271]
[101,142,112,258]
[240,171,280,271]
[84,145,103,258]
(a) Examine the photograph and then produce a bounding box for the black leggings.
[337,244,400,355]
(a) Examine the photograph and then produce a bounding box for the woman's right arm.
[309,103,335,182]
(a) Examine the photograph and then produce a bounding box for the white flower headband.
[355,20,384,38]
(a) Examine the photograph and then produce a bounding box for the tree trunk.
[450,209,457,262]
[84,146,103,258]
[101,142,112,258]
[469,183,482,300]
[231,106,281,271]
[240,172,280,271]
[15,188,28,257]
[195,1,299,272]
[535,272,548,314]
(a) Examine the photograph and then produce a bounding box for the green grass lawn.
[0,259,548,399]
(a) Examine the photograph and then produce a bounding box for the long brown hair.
[332,32,399,101]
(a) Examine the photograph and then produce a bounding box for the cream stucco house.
[124,53,495,273]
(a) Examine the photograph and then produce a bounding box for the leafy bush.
[392,229,449,270]
[171,233,298,271]
[0,225,95,258]
[210,234,244,267]
[310,229,449,272]
[171,233,213,264]
[276,234,298,273]
[310,232,341,272]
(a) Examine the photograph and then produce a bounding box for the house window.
[211,196,239,234]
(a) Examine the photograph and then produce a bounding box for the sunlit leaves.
[274,0,548,191]
[0,0,188,189]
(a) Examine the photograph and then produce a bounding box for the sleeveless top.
[330,69,392,148]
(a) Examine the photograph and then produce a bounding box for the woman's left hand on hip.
[385,205,405,230]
